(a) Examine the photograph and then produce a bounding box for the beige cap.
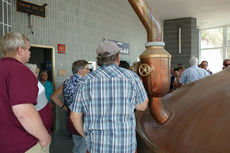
[96,41,120,56]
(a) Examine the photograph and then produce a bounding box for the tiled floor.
[50,131,74,153]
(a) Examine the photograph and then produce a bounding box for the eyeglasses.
[224,63,230,66]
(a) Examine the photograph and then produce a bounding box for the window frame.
[199,25,230,72]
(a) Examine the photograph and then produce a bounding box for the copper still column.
[128,0,171,125]
[138,44,171,125]
[128,0,171,152]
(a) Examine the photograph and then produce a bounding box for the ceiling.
[149,0,230,29]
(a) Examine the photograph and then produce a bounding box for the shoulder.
[185,66,198,73]
[47,80,53,84]
[112,65,139,78]
[80,65,139,81]
[181,68,189,75]
[198,67,209,73]
[44,81,53,87]
[64,74,79,86]
[10,63,36,81]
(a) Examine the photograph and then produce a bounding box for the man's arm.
[135,98,149,111]
[12,104,51,147]
[70,111,85,137]
[51,84,68,111]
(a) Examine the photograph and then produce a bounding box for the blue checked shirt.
[70,64,148,153]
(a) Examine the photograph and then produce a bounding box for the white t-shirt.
[34,81,48,111]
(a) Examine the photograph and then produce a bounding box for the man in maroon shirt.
[0,32,51,153]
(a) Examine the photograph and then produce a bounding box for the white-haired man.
[70,41,148,153]
[178,57,209,86]
[0,32,51,153]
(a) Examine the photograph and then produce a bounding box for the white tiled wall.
[12,0,147,131]
[12,0,146,81]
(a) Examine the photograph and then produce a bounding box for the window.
[0,0,12,37]
[227,27,230,59]
[200,26,230,73]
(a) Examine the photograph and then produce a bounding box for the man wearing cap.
[70,41,149,153]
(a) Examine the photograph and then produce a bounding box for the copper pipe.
[128,0,163,42]
[129,0,171,125]
[149,97,169,124]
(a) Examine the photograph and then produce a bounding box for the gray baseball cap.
[96,41,120,56]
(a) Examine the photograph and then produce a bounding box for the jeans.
[72,134,87,153]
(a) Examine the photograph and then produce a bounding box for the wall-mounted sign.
[16,0,46,17]
[58,69,67,76]
[57,44,66,54]
[108,39,130,55]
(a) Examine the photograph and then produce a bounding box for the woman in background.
[39,70,53,104]
[25,63,53,134]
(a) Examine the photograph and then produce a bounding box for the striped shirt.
[70,64,148,153]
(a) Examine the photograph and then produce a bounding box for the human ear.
[17,46,24,55]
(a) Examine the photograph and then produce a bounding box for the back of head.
[96,41,120,67]
[189,57,198,66]
[0,32,28,57]
[72,60,89,74]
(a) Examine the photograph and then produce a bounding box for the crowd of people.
[1,32,230,153]
[169,57,230,92]
[0,32,148,153]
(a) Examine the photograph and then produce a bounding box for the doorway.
[29,44,57,131]
[29,44,55,86]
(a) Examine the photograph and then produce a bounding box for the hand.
[174,71,179,77]
[39,134,51,147]
[63,105,68,111]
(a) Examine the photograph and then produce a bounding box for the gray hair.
[0,32,28,56]
[72,60,89,74]
[189,57,198,66]
[96,52,119,67]
[25,63,38,74]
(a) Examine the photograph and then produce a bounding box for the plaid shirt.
[70,64,148,153]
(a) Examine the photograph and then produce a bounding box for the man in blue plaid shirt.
[70,41,149,153]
